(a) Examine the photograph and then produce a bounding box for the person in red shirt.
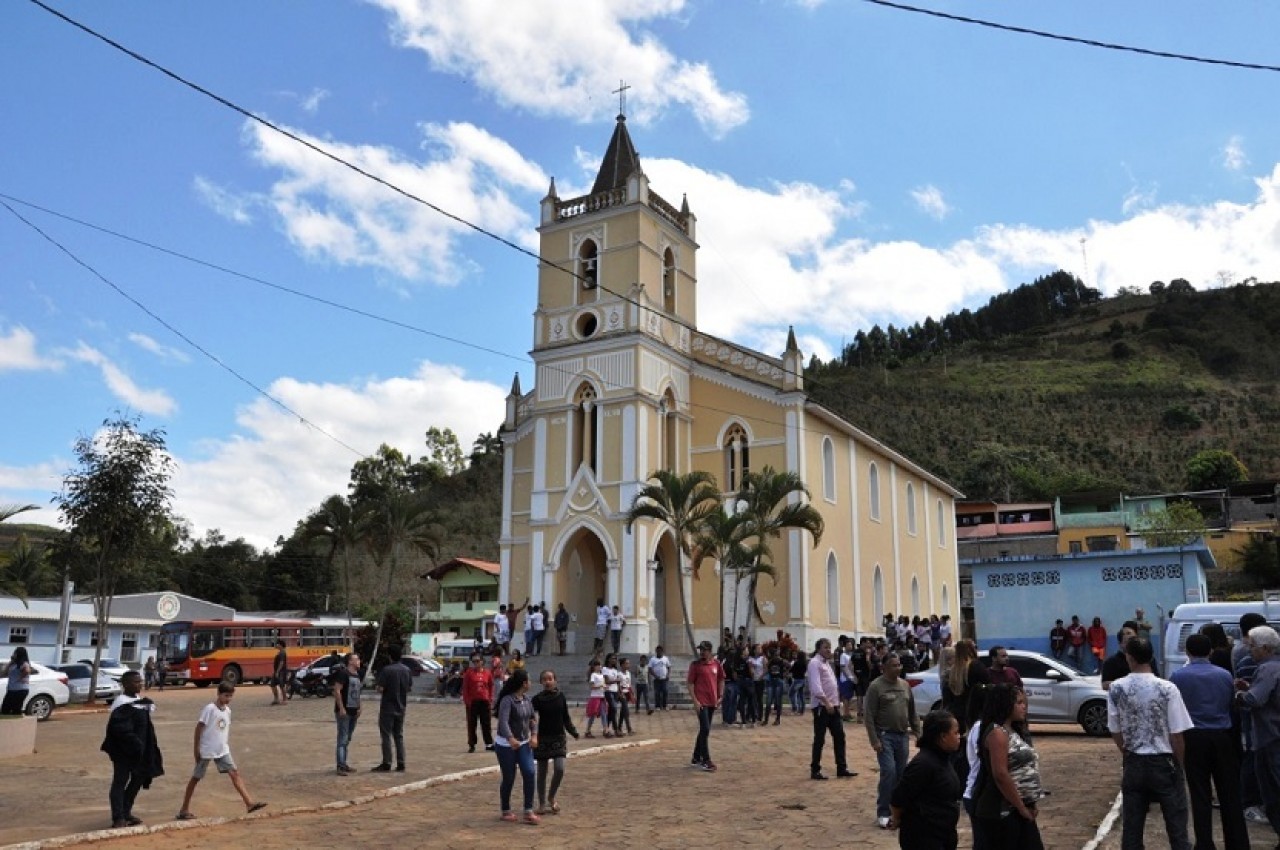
[1087,617,1108,674]
[687,641,725,772]
[1066,615,1087,670]
[461,653,495,753]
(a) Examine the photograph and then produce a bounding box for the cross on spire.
[612,80,630,119]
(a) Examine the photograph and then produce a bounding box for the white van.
[1163,600,1280,672]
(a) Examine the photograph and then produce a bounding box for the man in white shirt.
[594,598,610,653]
[649,646,672,710]
[527,606,545,656]
[1107,636,1193,850]
[806,638,856,781]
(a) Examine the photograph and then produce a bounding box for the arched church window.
[723,423,749,491]
[574,383,599,475]
[662,247,676,314]
[822,437,836,502]
[660,390,677,471]
[868,462,881,521]
[906,482,917,534]
[826,552,839,625]
[577,239,599,303]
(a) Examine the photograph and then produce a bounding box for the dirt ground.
[0,683,1171,849]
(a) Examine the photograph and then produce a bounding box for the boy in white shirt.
[176,683,267,819]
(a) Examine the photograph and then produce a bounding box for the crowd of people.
[1047,608,1155,673]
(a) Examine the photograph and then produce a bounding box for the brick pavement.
[1,685,1133,849]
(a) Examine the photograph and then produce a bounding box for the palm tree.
[303,495,365,630]
[626,469,723,655]
[0,504,40,606]
[690,506,762,638]
[361,490,440,682]
[736,467,825,634]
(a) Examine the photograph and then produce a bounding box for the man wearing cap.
[807,637,856,781]
[687,641,725,772]
[1049,618,1067,661]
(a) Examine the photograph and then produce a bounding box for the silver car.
[56,663,124,703]
[908,648,1109,736]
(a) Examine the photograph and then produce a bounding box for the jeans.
[532,629,545,655]
[692,706,714,764]
[810,706,847,775]
[466,699,493,748]
[1183,728,1248,850]
[335,710,359,767]
[604,691,619,731]
[108,759,145,822]
[610,630,621,653]
[875,729,910,818]
[379,712,406,767]
[636,683,651,713]
[737,683,757,723]
[1120,752,1190,850]
[722,682,738,725]
[1067,644,1084,670]
[1253,738,1280,835]
[653,678,668,710]
[496,742,536,813]
[766,679,784,721]
[789,679,807,713]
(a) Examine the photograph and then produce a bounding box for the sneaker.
[484,744,495,751]
[1245,806,1268,824]
[691,757,704,767]
[877,816,892,829]
[702,760,718,772]
[371,763,392,772]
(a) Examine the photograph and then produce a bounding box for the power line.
[859,0,1280,73]
[0,198,365,458]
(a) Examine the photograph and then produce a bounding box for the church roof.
[590,114,642,196]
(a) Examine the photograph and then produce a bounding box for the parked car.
[56,663,123,703]
[0,661,71,720]
[433,640,481,667]
[909,648,1109,736]
[77,657,131,680]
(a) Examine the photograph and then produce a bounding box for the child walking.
[531,670,579,814]
[583,660,605,738]
[176,683,267,820]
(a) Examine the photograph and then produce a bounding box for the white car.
[77,657,131,680]
[0,661,71,720]
[908,648,1110,736]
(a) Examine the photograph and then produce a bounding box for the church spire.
[590,114,642,196]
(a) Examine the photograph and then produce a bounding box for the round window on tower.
[575,311,599,339]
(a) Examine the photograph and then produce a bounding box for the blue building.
[967,543,1213,663]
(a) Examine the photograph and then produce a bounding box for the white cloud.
[66,343,177,417]
[1224,135,1248,172]
[301,87,330,114]
[910,184,949,221]
[128,332,190,363]
[173,361,506,548]
[0,326,61,372]
[245,118,546,282]
[1121,183,1159,216]
[193,175,256,224]
[368,0,749,137]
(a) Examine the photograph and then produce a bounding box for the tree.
[0,504,38,524]
[54,415,174,702]
[348,444,415,507]
[1136,501,1205,548]
[360,491,440,683]
[423,426,466,476]
[302,495,366,629]
[0,504,41,604]
[734,467,825,633]
[689,507,758,638]
[626,470,723,655]
[1239,536,1280,586]
[1,534,58,599]
[1185,449,1249,490]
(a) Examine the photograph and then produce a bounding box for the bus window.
[191,629,218,655]
[225,628,246,648]
[301,628,324,646]
[249,628,276,647]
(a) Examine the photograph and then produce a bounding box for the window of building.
[90,630,100,647]
[937,500,947,546]
[574,383,600,475]
[868,462,881,520]
[8,627,28,645]
[577,239,599,301]
[1086,535,1119,552]
[662,247,676,314]
[873,565,884,625]
[724,424,750,491]
[911,577,920,617]
[941,583,949,617]
[121,631,139,662]
[822,438,836,502]
[906,482,917,534]
[660,390,677,471]
[65,628,77,646]
[826,552,839,624]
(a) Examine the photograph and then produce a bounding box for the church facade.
[499,116,962,655]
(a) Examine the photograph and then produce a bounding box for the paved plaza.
[0,683,1265,849]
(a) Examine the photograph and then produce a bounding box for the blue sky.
[3,1,1279,548]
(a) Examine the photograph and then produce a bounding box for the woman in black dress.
[890,709,964,849]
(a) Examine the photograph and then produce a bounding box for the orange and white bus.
[158,618,354,687]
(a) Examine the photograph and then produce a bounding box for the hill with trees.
[806,273,1280,499]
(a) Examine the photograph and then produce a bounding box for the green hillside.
[806,277,1280,499]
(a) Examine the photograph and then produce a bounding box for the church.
[498,113,962,655]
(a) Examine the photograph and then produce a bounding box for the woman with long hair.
[889,710,964,849]
[494,668,539,824]
[531,669,578,815]
[2,647,31,715]
[941,640,989,732]
[972,685,1043,850]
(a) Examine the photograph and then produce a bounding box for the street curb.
[1081,791,1123,850]
[0,739,658,849]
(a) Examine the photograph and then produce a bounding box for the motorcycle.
[290,663,333,698]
